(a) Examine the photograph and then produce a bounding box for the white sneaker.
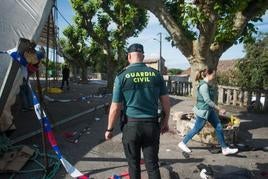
[222,147,238,155]
[178,142,191,153]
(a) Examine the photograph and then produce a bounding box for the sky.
[57,1,268,70]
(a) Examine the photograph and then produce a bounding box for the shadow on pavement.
[82,164,129,175]
[254,163,268,178]
[170,96,183,108]
[236,112,268,149]
[200,163,268,179]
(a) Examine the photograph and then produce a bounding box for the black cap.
[127,43,144,54]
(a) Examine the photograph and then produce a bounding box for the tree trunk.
[106,57,117,92]
[69,61,80,83]
[80,66,88,83]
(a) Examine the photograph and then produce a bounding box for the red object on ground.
[77,174,89,179]
[108,171,130,179]
[261,171,268,177]
[63,131,76,138]
[140,159,145,165]
[120,171,130,178]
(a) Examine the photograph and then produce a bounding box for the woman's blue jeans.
[183,110,227,148]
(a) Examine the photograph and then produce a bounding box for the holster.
[158,110,166,124]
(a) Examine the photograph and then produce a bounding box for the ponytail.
[195,68,214,82]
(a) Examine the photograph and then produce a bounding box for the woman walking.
[178,68,238,155]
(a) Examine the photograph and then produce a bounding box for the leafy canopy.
[70,0,148,55]
[236,33,268,90]
[165,0,265,45]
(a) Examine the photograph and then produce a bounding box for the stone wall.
[173,111,239,145]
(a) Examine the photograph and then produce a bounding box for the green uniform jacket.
[112,63,168,119]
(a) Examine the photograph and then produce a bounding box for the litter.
[182,151,190,159]
[108,171,130,179]
[200,169,209,179]
[197,163,213,176]
[208,147,221,154]
[261,171,268,177]
[44,93,108,103]
[64,127,90,144]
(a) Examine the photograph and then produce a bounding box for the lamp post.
[153,32,162,73]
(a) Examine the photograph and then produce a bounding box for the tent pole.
[51,7,56,82]
[35,70,49,172]
[53,2,59,81]
[45,13,50,90]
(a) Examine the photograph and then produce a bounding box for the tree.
[168,68,183,75]
[217,69,239,87]
[85,41,108,73]
[70,0,148,89]
[124,0,268,88]
[60,26,90,82]
[236,33,268,91]
[41,60,62,78]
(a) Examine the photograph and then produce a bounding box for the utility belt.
[120,111,165,131]
[126,117,159,123]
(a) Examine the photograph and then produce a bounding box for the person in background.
[178,68,238,156]
[61,64,70,90]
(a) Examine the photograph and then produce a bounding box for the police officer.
[105,43,170,179]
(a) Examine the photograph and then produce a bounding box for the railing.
[164,80,268,111]
[218,85,268,111]
[165,80,192,96]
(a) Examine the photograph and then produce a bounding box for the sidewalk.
[6,84,268,179]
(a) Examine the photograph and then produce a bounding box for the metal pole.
[158,32,162,74]
[46,13,50,90]
[153,33,162,73]
[160,32,162,58]
[36,70,49,172]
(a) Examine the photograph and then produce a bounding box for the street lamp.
[153,32,162,73]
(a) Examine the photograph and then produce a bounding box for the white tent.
[0,0,54,131]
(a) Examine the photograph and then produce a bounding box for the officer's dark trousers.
[122,122,161,179]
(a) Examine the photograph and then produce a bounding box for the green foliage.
[163,0,266,45]
[217,70,239,86]
[87,41,108,73]
[60,25,109,82]
[41,60,62,77]
[71,0,148,58]
[236,33,268,90]
[165,1,202,40]
[216,34,268,89]
[167,68,183,75]
[60,25,89,65]
[69,0,148,88]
